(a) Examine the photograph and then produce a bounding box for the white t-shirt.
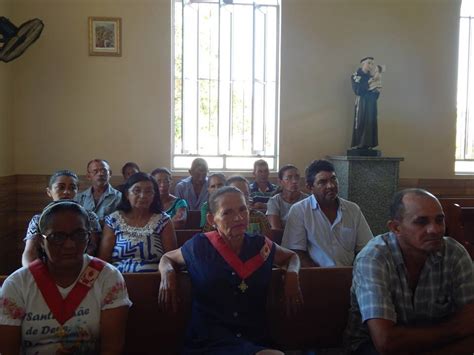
[266,192,309,226]
[0,255,132,354]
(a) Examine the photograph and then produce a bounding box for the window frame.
[171,0,281,172]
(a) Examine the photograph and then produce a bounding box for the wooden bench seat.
[2,268,474,354]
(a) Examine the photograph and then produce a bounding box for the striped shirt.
[345,232,474,351]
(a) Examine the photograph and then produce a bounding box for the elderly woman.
[99,172,177,272]
[159,186,303,354]
[151,168,188,229]
[266,165,308,229]
[21,170,101,267]
[0,200,131,354]
[203,176,271,237]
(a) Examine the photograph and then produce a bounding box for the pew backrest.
[122,267,353,354]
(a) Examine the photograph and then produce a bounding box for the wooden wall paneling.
[0,176,17,274]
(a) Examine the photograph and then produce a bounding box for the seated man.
[75,159,122,225]
[282,159,372,266]
[345,188,474,354]
[175,158,209,210]
[115,161,140,193]
[249,159,277,209]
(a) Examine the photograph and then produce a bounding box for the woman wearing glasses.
[99,172,177,273]
[0,200,131,354]
[21,170,102,267]
[266,165,308,229]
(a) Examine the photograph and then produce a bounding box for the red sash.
[205,231,273,280]
[29,257,105,325]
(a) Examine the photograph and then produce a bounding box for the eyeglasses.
[42,230,90,245]
[129,188,155,196]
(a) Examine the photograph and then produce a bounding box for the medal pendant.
[238,280,248,293]
[56,325,67,338]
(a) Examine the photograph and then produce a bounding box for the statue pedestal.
[328,156,404,236]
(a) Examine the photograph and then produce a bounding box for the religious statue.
[349,56,384,156]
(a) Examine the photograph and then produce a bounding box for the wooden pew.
[270,228,283,245]
[122,267,353,354]
[175,229,201,247]
[184,210,201,229]
[2,269,474,353]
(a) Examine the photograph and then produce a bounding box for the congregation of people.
[1,156,474,354]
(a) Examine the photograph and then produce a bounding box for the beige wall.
[10,0,463,178]
[280,0,461,178]
[0,0,14,177]
[12,0,171,175]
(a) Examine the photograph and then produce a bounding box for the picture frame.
[88,17,121,56]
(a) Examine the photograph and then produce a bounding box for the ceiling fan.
[0,17,44,63]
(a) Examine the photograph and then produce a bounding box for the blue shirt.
[181,233,275,353]
[345,232,474,351]
[75,184,122,221]
[282,195,373,266]
[174,176,208,210]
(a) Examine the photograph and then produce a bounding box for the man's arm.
[294,250,318,267]
[281,204,316,267]
[355,207,373,253]
[367,304,474,354]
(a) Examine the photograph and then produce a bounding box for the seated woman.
[200,172,226,228]
[99,172,177,272]
[115,162,140,193]
[266,165,308,229]
[159,186,303,354]
[0,200,131,354]
[203,176,271,237]
[21,170,101,267]
[151,168,188,229]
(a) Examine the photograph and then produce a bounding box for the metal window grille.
[172,0,280,171]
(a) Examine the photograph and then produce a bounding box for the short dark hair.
[208,172,226,183]
[278,164,298,180]
[389,188,436,221]
[39,200,90,233]
[86,159,110,171]
[305,160,335,187]
[121,162,140,176]
[117,172,162,213]
[225,175,249,186]
[151,167,172,177]
[190,158,208,171]
[208,186,244,214]
[48,170,79,188]
[253,159,268,173]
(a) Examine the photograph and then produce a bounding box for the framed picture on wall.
[88,17,121,56]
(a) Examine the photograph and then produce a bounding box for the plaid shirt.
[345,232,474,351]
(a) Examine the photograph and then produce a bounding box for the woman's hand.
[158,268,179,313]
[283,271,304,317]
[158,249,185,313]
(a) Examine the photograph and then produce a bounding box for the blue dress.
[181,233,276,355]
[105,211,171,273]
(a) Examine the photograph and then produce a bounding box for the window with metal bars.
[456,0,474,173]
[172,0,280,171]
